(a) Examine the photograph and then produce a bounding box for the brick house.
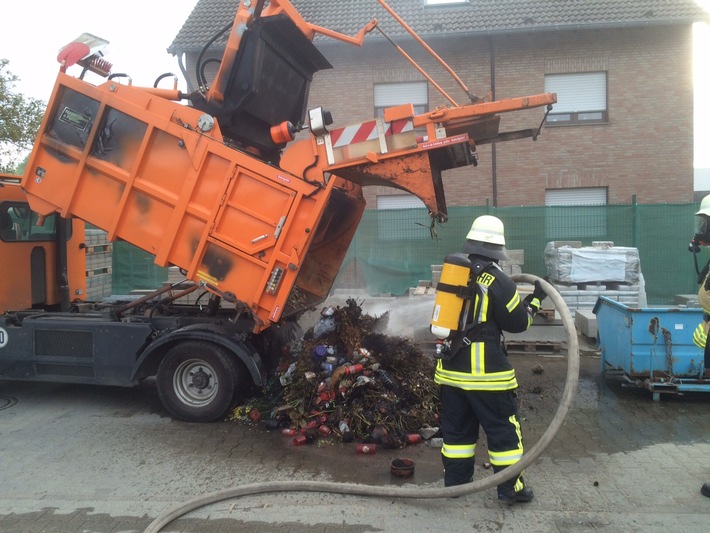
[168,0,709,208]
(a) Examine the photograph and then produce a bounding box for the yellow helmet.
[462,215,508,260]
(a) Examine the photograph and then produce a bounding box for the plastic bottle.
[313,317,335,338]
[312,344,328,361]
[344,364,364,375]
[279,362,297,386]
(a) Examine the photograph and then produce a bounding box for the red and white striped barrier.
[329,119,413,148]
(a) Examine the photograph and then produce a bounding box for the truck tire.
[156,341,242,422]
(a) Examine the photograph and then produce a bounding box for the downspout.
[489,37,497,207]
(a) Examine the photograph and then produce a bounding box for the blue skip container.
[593,296,710,400]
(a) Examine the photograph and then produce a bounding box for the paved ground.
[2,331,710,532]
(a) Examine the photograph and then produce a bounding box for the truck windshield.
[0,202,67,242]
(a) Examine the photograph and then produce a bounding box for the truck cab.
[0,177,86,314]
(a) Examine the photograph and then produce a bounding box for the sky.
[0,1,196,101]
[1,1,709,170]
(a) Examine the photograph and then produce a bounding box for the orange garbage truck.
[0,0,555,421]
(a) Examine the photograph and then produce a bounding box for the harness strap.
[435,281,476,299]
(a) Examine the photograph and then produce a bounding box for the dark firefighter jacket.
[434,255,536,391]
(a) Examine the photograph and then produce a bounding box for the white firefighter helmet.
[462,215,508,260]
[696,194,710,217]
[695,195,710,240]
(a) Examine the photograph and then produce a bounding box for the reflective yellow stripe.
[435,361,516,382]
[477,286,489,323]
[506,292,520,313]
[694,323,707,349]
[442,442,476,459]
[472,342,484,374]
[488,415,524,466]
[434,374,518,390]
[489,449,523,465]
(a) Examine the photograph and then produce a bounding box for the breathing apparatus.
[430,252,472,341]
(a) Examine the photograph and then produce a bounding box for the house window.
[544,72,608,125]
[374,81,428,118]
[373,83,428,225]
[377,194,426,210]
[544,188,608,239]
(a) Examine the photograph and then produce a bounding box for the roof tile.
[168,0,710,53]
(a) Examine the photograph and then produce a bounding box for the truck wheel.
[156,341,242,422]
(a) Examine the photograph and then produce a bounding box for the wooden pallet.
[84,243,113,254]
[86,267,112,277]
[536,308,556,322]
[505,340,562,354]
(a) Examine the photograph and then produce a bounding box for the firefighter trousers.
[440,385,526,491]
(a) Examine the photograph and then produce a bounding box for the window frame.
[544,72,609,126]
[373,81,428,119]
[372,81,430,219]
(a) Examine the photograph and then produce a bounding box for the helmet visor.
[696,215,709,237]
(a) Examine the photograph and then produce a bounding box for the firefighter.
[689,194,710,498]
[434,214,545,503]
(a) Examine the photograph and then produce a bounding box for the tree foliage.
[0,59,45,173]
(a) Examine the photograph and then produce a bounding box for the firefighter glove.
[523,281,545,313]
[689,234,702,253]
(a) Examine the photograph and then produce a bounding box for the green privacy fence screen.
[111,240,169,295]
[333,202,704,305]
[110,202,706,306]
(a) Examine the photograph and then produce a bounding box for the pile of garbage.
[240,299,441,448]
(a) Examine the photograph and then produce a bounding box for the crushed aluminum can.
[356,444,377,455]
[293,435,309,446]
[406,433,423,444]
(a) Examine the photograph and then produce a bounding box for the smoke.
[362,297,435,340]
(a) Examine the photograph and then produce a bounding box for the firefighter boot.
[701,483,710,498]
[496,471,534,504]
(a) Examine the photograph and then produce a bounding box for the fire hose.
[144,274,579,533]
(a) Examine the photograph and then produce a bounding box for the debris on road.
[232,298,441,448]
